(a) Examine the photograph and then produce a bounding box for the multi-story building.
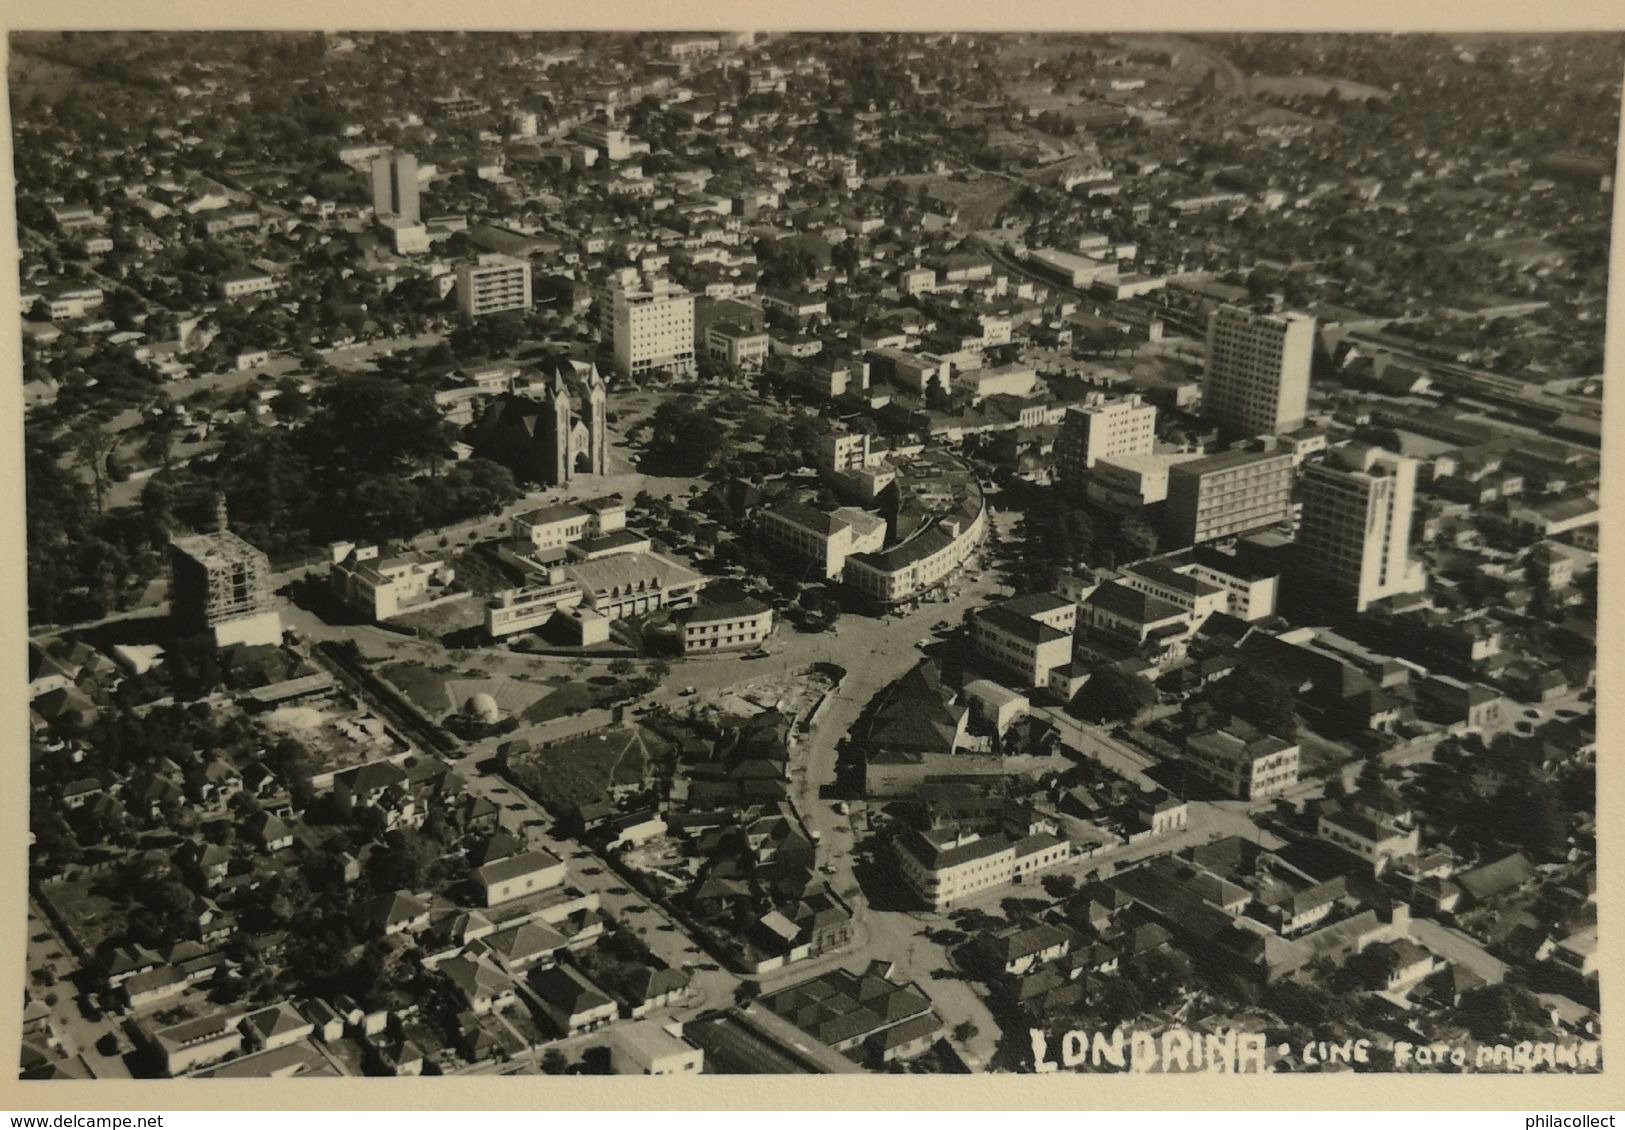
[1317,790,1420,871]
[564,552,707,621]
[457,254,532,319]
[329,543,456,622]
[369,151,421,222]
[169,499,283,649]
[1295,444,1427,613]
[1055,393,1158,487]
[843,503,986,608]
[1087,452,1202,512]
[512,497,627,557]
[40,283,104,320]
[1203,306,1315,437]
[703,321,769,371]
[817,431,880,472]
[894,828,1069,911]
[1163,449,1296,547]
[898,266,937,296]
[611,278,696,378]
[1185,543,1281,621]
[970,594,1076,690]
[484,576,586,638]
[676,598,774,654]
[1183,724,1300,801]
[759,501,887,580]
[217,268,278,300]
[1118,560,1229,621]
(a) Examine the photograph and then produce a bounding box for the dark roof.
[866,659,965,754]
[1084,581,1185,624]
[1458,853,1536,902]
[765,501,848,537]
[680,598,772,626]
[998,592,1074,619]
[977,605,1068,644]
[897,830,1012,871]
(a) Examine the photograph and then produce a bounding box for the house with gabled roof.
[470,921,569,973]
[472,849,566,906]
[989,921,1076,976]
[244,810,293,851]
[365,890,432,937]
[440,954,519,1014]
[530,964,617,1036]
[240,1001,314,1051]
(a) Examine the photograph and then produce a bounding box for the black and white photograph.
[6,24,1620,1091]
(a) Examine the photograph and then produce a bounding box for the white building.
[1296,444,1427,613]
[1203,305,1315,437]
[676,599,774,654]
[1055,393,1157,484]
[610,278,696,378]
[458,254,532,320]
[894,828,1070,912]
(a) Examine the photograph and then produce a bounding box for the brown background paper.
[0,0,1622,1110]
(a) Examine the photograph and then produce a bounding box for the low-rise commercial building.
[1183,724,1300,801]
[894,828,1070,911]
[676,599,774,654]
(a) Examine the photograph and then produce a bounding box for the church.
[468,357,608,487]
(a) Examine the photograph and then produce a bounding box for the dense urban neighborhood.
[13,29,1616,1080]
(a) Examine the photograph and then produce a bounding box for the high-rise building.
[457,254,532,320]
[1295,444,1427,613]
[369,152,421,222]
[1203,306,1315,437]
[610,278,696,378]
[169,496,283,649]
[1054,392,1157,490]
[1163,448,1296,547]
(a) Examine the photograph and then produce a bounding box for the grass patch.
[505,727,650,814]
[379,661,453,716]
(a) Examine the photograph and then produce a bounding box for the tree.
[1206,668,1299,737]
[1070,667,1157,724]
[540,1050,569,1075]
[298,376,450,477]
[69,425,120,515]
[1354,756,1385,792]
[1456,984,1549,1043]
[1116,516,1158,563]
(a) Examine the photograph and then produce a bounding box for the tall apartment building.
[1163,448,1296,547]
[610,278,696,378]
[1295,444,1427,613]
[1203,306,1315,437]
[1054,393,1157,489]
[369,152,421,222]
[458,254,532,320]
[169,497,283,649]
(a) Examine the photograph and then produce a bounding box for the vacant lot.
[505,727,653,814]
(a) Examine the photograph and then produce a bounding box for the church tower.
[550,374,573,485]
[586,364,608,477]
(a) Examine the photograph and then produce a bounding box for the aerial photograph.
[9,29,1617,1081]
